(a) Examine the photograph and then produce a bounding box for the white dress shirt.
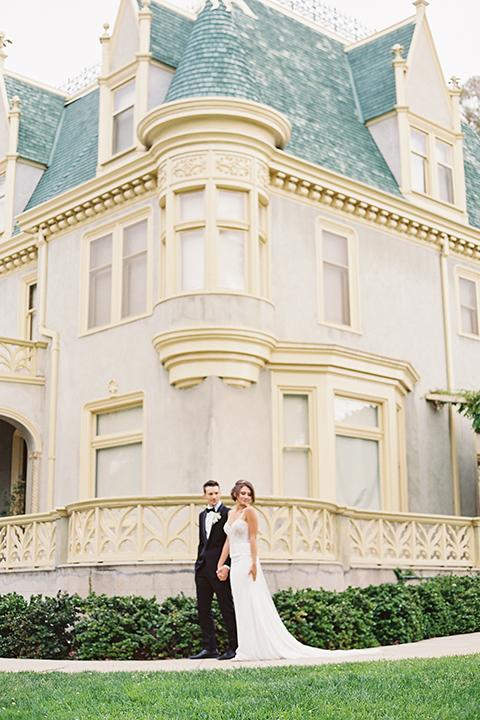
[205,501,221,540]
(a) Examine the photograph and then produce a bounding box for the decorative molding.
[215,153,251,179]
[152,326,277,388]
[0,514,57,569]
[172,153,207,180]
[30,173,157,240]
[157,162,167,191]
[257,160,269,189]
[0,337,47,384]
[0,244,38,278]
[270,168,480,263]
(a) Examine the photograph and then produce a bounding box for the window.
[334,397,382,510]
[0,175,5,234]
[94,405,143,497]
[409,127,455,204]
[271,351,414,510]
[410,129,428,194]
[18,272,38,341]
[258,200,268,297]
[282,393,311,497]
[456,268,480,338]
[80,392,145,499]
[112,81,135,155]
[84,214,150,332]
[317,221,359,331]
[436,139,454,204]
[176,187,249,293]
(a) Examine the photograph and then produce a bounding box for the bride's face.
[237,486,252,505]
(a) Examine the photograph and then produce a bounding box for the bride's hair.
[231,480,255,503]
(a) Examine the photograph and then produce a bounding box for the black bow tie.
[206,507,217,513]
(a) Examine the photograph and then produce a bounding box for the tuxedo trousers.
[195,570,238,651]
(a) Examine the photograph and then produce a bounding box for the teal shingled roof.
[228,0,401,196]
[23,89,99,211]
[164,0,260,103]
[4,75,66,166]
[147,1,193,68]
[462,124,480,231]
[347,22,416,123]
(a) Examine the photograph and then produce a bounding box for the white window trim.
[316,217,360,333]
[79,391,146,500]
[409,123,456,206]
[272,385,318,498]
[111,77,136,158]
[18,270,38,340]
[271,359,409,511]
[164,179,269,300]
[455,264,480,340]
[79,208,153,336]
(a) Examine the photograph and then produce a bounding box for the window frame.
[316,217,360,333]
[271,364,408,511]
[0,174,5,235]
[455,265,480,340]
[18,270,38,341]
[80,391,146,500]
[334,393,385,510]
[409,124,456,206]
[111,78,136,158]
[80,209,152,335]
[277,387,317,498]
[169,180,269,299]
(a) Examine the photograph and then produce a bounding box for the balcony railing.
[0,337,47,383]
[0,498,478,571]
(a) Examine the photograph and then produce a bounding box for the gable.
[405,24,452,129]
[110,0,140,74]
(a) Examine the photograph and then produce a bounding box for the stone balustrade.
[0,337,47,383]
[0,497,475,572]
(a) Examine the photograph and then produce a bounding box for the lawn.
[0,655,479,719]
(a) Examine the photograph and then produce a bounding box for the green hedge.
[0,573,479,660]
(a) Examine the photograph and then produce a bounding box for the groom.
[190,480,238,660]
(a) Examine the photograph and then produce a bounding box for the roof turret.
[164,0,260,104]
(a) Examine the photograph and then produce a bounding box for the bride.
[216,480,348,662]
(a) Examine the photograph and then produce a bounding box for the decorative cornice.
[33,173,157,239]
[0,242,37,277]
[270,168,480,263]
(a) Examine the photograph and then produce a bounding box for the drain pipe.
[37,229,59,511]
[440,234,461,515]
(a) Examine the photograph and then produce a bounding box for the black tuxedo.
[195,503,237,652]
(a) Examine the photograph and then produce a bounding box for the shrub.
[74,593,165,660]
[362,583,423,646]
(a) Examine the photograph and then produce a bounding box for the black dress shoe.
[218,649,236,660]
[189,649,219,660]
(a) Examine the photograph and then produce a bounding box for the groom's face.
[204,485,221,507]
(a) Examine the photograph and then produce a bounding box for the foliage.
[1,657,480,719]
[0,592,78,659]
[460,75,480,136]
[456,390,480,432]
[0,574,479,660]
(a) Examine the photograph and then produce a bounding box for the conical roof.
[164,0,261,104]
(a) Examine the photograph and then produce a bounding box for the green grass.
[0,656,479,719]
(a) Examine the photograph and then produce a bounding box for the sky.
[0,0,478,90]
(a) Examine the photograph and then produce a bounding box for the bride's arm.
[246,507,258,581]
[217,537,230,581]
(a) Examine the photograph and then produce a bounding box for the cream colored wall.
[109,0,140,75]
[13,163,44,218]
[368,116,401,186]
[405,25,452,130]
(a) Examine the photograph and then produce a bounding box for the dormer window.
[112,80,136,155]
[409,127,455,205]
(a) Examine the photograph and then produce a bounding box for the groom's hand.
[216,566,229,581]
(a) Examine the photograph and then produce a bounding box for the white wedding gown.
[225,515,343,661]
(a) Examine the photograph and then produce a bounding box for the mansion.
[0,0,479,597]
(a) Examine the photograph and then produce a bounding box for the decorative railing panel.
[347,511,475,567]
[0,516,56,569]
[67,499,203,563]
[0,337,46,381]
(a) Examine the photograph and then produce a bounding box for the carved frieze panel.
[215,153,251,180]
[172,153,207,180]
